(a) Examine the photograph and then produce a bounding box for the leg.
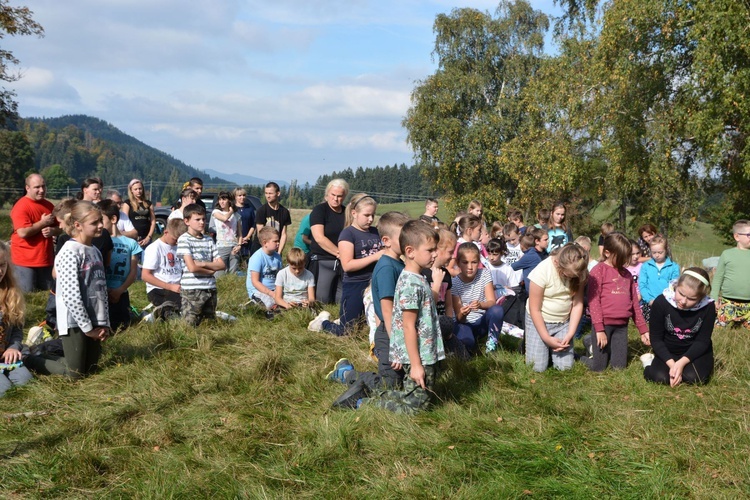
[0,373,12,397]
[681,351,714,385]
[201,289,218,321]
[12,265,35,294]
[25,330,92,379]
[215,247,231,278]
[440,315,470,361]
[549,321,575,371]
[583,327,612,372]
[644,356,671,385]
[323,281,368,336]
[7,365,34,389]
[608,325,629,370]
[181,289,203,327]
[362,364,437,414]
[454,320,477,353]
[228,251,240,275]
[524,315,551,372]
[373,323,404,390]
[483,305,505,350]
[312,259,337,304]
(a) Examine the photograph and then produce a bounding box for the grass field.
[1,204,747,498]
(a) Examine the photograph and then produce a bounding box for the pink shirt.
[587,262,648,334]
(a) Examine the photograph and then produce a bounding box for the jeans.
[454,305,505,353]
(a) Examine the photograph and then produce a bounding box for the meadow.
[0,205,747,498]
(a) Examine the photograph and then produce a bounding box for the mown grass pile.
[1,271,748,498]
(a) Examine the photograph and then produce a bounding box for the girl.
[450,214,489,276]
[451,243,505,353]
[122,178,155,248]
[0,241,34,397]
[639,235,680,321]
[582,233,649,372]
[26,202,110,380]
[625,239,643,291]
[644,268,715,387]
[525,243,588,372]
[490,220,504,240]
[211,191,241,276]
[467,199,490,246]
[312,193,384,336]
[547,202,574,253]
[636,223,658,263]
[450,210,468,237]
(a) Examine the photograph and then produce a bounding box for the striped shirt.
[176,232,219,290]
[451,269,492,323]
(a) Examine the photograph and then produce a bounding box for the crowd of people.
[2,174,749,412]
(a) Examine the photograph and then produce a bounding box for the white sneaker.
[140,313,155,323]
[333,318,341,325]
[640,353,655,368]
[216,311,237,321]
[308,311,331,332]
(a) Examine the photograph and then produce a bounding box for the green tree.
[0,0,44,127]
[41,163,76,193]
[0,130,34,205]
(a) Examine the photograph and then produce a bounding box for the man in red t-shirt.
[10,174,61,292]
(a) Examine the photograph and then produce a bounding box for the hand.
[596,331,608,349]
[300,300,309,307]
[409,364,426,389]
[459,304,472,317]
[231,245,241,255]
[138,236,151,247]
[715,300,721,311]
[390,361,403,371]
[40,213,55,226]
[86,327,110,341]
[468,300,480,310]
[41,226,53,238]
[168,283,181,293]
[543,335,569,352]
[2,347,22,364]
[641,332,651,346]
[669,362,685,388]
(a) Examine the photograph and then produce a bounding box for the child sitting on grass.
[332,220,445,413]
[141,218,187,320]
[246,226,282,317]
[712,219,750,329]
[274,247,315,310]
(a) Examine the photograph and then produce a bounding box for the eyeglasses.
[738,232,750,238]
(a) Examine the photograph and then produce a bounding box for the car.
[153,192,262,235]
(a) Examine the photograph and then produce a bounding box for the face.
[435,242,453,268]
[327,187,346,210]
[734,228,750,250]
[457,251,480,279]
[26,176,47,201]
[426,202,438,217]
[641,231,655,243]
[537,233,550,250]
[264,187,279,204]
[384,229,402,255]
[504,231,519,246]
[674,284,701,310]
[76,212,104,239]
[185,213,205,234]
[263,235,280,253]
[464,226,479,242]
[235,192,246,206]
[409,239,437,269]
[83,183,102,202]
[131,182,144,199]
[650,244,667,263]
[630,245,641,266]
[289,263,305,277]
[552,207,566,226]
[219,197,231,210]
[191,183,203,196]
[470,206,482,218]
[487,248,503,267]
[352,205,376,230]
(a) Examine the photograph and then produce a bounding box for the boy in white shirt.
[142,218,187,319]
[274,247,315,309]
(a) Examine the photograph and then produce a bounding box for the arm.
[212,208,232,222]
[478,281,497,310]
[527,281,567,351]
[710,254,725,303]
[15,212,57,239]
[401,309,425,388]
[147,204,156,240]
[56,250,94,333]
[1,325,24,363]
[587,267,608,348]
[639,264,654,303]
[279,226,288,254]
[302,233,312,245]
[274,286,293,309]
[452,293,472,323]
[109,256,139,302]
[251,271,274,296]
[648,298,673,363]
[444,285,455,318]
[564,286,585,345]
[631,274,650,344]
[311,224,339,257]
[429,268,445,302]
[338,240,384,273]
[142,268,180,293]
[380,298,395,336]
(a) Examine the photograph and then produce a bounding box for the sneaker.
[640,353,655,368]
[333,318,341,326]
[26,326,46,346]
[332,379,368,409]
[326,358,354,384]
[216,311,237,321]
[308,311,331,332]
[140,313,155,323]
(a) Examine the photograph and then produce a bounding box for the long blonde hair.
[345,193,377,227]
[0,241,25,327]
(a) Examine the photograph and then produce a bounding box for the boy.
[168,188,197,221]
[502,222,524,286]
[512,227,549,292]
[333,220,445,413]
[99,200,142,332]
[534,208,550,230]
[712,219,750,329]
[507,209,527,235]
[176,204,225,326]
[486,238,515,302]
[246,226,283,313]
[251,182,292,254]
[324,212,410,392]
[274,247,315,309]
[141,218,187,320]
[419,198,440,226]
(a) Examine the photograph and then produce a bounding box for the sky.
[6,0,561,184]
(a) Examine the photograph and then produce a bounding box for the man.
[419,198,440,226]
[10,174,61,292]
[106,189,138,239]
[250,182,291,255]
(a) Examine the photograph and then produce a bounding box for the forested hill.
[18,115,230,202]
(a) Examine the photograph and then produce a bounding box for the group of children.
[2,190,749,410]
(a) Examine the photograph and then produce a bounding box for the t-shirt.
[176,232,219,290]
[711,247,750,301]
[117,211,135,235]
[525,257,574,323]
[246,249,282,296]
[422,267,452,316]
[502,242,524,287]
[389,270,445,366]
[451,269,493,323]
[142,238,182,293]
[309,202,346,259]
[547,227,574,253]
[512,248,547,291]
[235,204,256,239]
[650,294,715,362]
[10,196,56,267]
[275,266,315,302]
[211,210,240,248]
[106,235,143,289]
[293,213,312,253]
[255,203,291,234]
[168,209,183,221]
[338,225,382,282]
[487,262,515,296]
[587,263,647,334]
[371,254,404,322]
[123,199,153,239]
[55,239,109,334]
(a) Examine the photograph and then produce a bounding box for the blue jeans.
[454,305,505,353]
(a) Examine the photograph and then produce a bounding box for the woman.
[122,178,155,248]
[308,179,349,304]
[77,177,103,203]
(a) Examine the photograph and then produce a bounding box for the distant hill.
[203,168,288,188]
[19,115,233,203]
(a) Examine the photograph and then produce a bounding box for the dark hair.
[425,198,438,206]
[399,219,438,252]
[166,218,187,238]
[265,182,280,192]
[183,203,206,220]
[180,187,197,200]
[458,214,482,237]
[76,177,103,200]
[502,222,519,237]
[486,237,508,257]
[529,227,546,242]
[602,232,632,269]
[520,233,536,251]
[189,177,203,187]
[677,267,711,298]
[507,209,523,223]
[97,199,120,221]
[536,208,550,224]
[638,223,658,237]
[550,201,568,231]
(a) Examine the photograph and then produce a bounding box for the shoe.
[308,311,331,332]
[140,313,155,323]
[326,358,354,384]
[265,310,275,320]
[216,311,237,321]
[26,326,46,346]
[333,318,341,326]
[640,353,655,368]
[332,379,368,409]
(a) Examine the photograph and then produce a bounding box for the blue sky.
[6,0,561,184]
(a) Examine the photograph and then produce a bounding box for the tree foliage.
[0,129,33,205]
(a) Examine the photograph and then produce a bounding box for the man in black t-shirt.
[250,182,292,255]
